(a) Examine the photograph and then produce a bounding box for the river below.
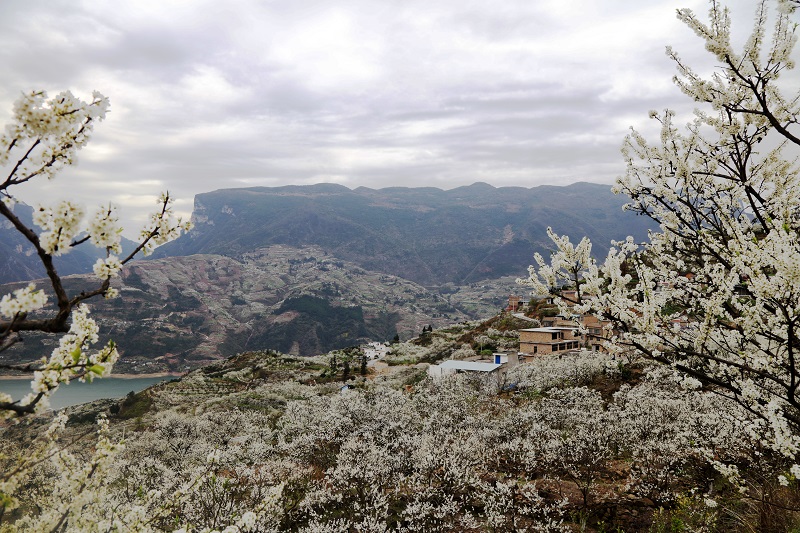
[0,376,175,410]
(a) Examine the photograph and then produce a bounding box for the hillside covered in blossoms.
[4,319,797,532]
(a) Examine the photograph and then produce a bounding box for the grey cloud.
[0,0,775,236]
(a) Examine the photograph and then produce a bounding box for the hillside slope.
[0,245,517,372]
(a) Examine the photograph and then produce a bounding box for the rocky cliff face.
[152,182,657,286]
[0,245,515,372]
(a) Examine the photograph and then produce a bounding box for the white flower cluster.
[103,287,119,300]
[0,283,46,318]
[11,416,126,532]
[521,0,800,487]
[0,87,195,527]
[20,305,119,413]
[139,192,193,256]
[30,200,127,261]
[0,90,108,181]
[520,227,599,320]
[33,200,85,255]
[92,256,123,280]
[3,346,787,531]
[87,203,123,253]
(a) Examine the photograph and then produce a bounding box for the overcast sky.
[0,0,786,234]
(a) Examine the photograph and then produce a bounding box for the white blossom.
[87,203,123,253]
[92,255,123,280]
[33,200,85,255]
[0,283,46,318]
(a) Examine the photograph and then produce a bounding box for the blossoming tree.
[0,90,191,417]
[523,0,800,482]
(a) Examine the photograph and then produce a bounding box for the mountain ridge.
[152,181,656,286]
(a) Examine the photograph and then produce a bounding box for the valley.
[0,245,517,372]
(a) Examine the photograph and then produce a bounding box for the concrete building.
[581,315,613,351]
[519,327,581,355]
[492,352,521,366]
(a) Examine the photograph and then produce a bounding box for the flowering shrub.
[12,350,790,531]
[522,0,800,490]
[508,349,621,392]
[2,344,796,531]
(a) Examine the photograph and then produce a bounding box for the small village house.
[506,295,530,312]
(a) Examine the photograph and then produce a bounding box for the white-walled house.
[363,342,390,360]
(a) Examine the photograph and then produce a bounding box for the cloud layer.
[0,0,779,233]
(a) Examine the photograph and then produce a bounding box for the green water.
[0,376,173,410]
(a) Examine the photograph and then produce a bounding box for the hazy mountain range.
[0,182,656,369]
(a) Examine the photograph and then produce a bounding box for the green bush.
[117,391,154,420]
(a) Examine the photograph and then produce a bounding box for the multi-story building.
[519,327,581,355]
